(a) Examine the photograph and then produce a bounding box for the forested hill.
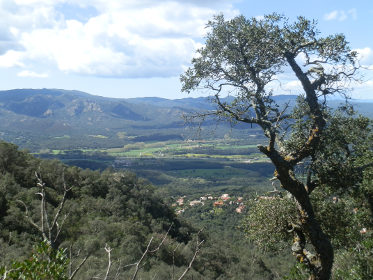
[0,89,219,150]
[1,88,372,151]
[0,141,295,279]
[0,141,209,279]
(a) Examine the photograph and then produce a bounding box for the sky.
[0,0,372,100]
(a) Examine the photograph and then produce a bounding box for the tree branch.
[130,224,173,280]
[16,200,42,234]
[177,230,204,280]
[69,253,90,280]
[103,244,112,280]
[131,237,153,280]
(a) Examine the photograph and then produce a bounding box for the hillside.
[0,89,301,151]
[2,88,371,152]
[0,141,196,278]
[0,89,197,150]
[0,141,295,279]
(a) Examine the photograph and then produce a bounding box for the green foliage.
[282,262,309,280]
[1,85,372,279]
[242,196,298,251]
[242,188,372,251]
[331,168,373,279]
[311,190,368,249]
[181,13,285,96]
[0,141,205,279]
[333,237,373,280]
[179,195,296,279]
[313,112,372,191]
[0,241,68,280]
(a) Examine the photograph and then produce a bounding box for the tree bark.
[293,188,334,280]
[258,145,333,279]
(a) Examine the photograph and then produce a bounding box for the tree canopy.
[181,13,372,280]
[0,141,206,279]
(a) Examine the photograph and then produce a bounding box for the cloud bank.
[0,0,238,78]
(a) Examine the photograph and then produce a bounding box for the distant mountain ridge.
[0,89,213,150]
[0,89,371,151]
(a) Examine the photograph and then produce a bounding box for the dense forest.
[0,141,299,279]
[1,133,372,279]
[0,141,197,279]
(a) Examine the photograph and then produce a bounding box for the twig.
[16,200,42,234]
[131,237,154,280]
[171,243,181,280]
[69,253,90,280]
[130,224,173,280]
[149,224,173,253]
[114,260,122,280]
[103,244,113,280]
[177,230,204,280]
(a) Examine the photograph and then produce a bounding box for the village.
[171,193,247,215]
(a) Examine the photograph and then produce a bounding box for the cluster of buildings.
[172,193,246,214]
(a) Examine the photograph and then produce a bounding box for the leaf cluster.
[0,241,68,280]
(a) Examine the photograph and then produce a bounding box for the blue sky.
[0,0,372,99]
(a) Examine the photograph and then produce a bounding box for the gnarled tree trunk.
[181,14,360,280]
[258,146,334,279]
[293,188,334,280]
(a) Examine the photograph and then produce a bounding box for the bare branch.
[177,230,204,280]
[53,213,69,244]
[114,260,122,280]
[15,170,90,279]
[31,171,73,249]
[293,40,317,54]
[35,172,50,241]
[214,94,266,127]
[172,243,181,280]
[103,244,113,280]
[51,173,72,238]
[16,200,42,234]
[128,224,174,280]
[131,236,154,280]
[149,224,173,253]
[69,253,90,280]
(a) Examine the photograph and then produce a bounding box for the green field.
[37,138,274,200]
[99,139,267,160]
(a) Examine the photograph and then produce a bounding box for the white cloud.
[17,70,48,77]
[0,0,238,78]
[324,9,357,21]
[269,78,303,95]
[0,50,25,67]
[283,80,302,91]
[355,47,373,68]
[358,80,373,87]
[324,10,338,21]
[350,79,373,99]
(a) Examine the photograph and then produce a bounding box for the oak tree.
[181,14,371,279]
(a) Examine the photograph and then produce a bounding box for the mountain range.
[0,89,201,150]
[0,88,371,151]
